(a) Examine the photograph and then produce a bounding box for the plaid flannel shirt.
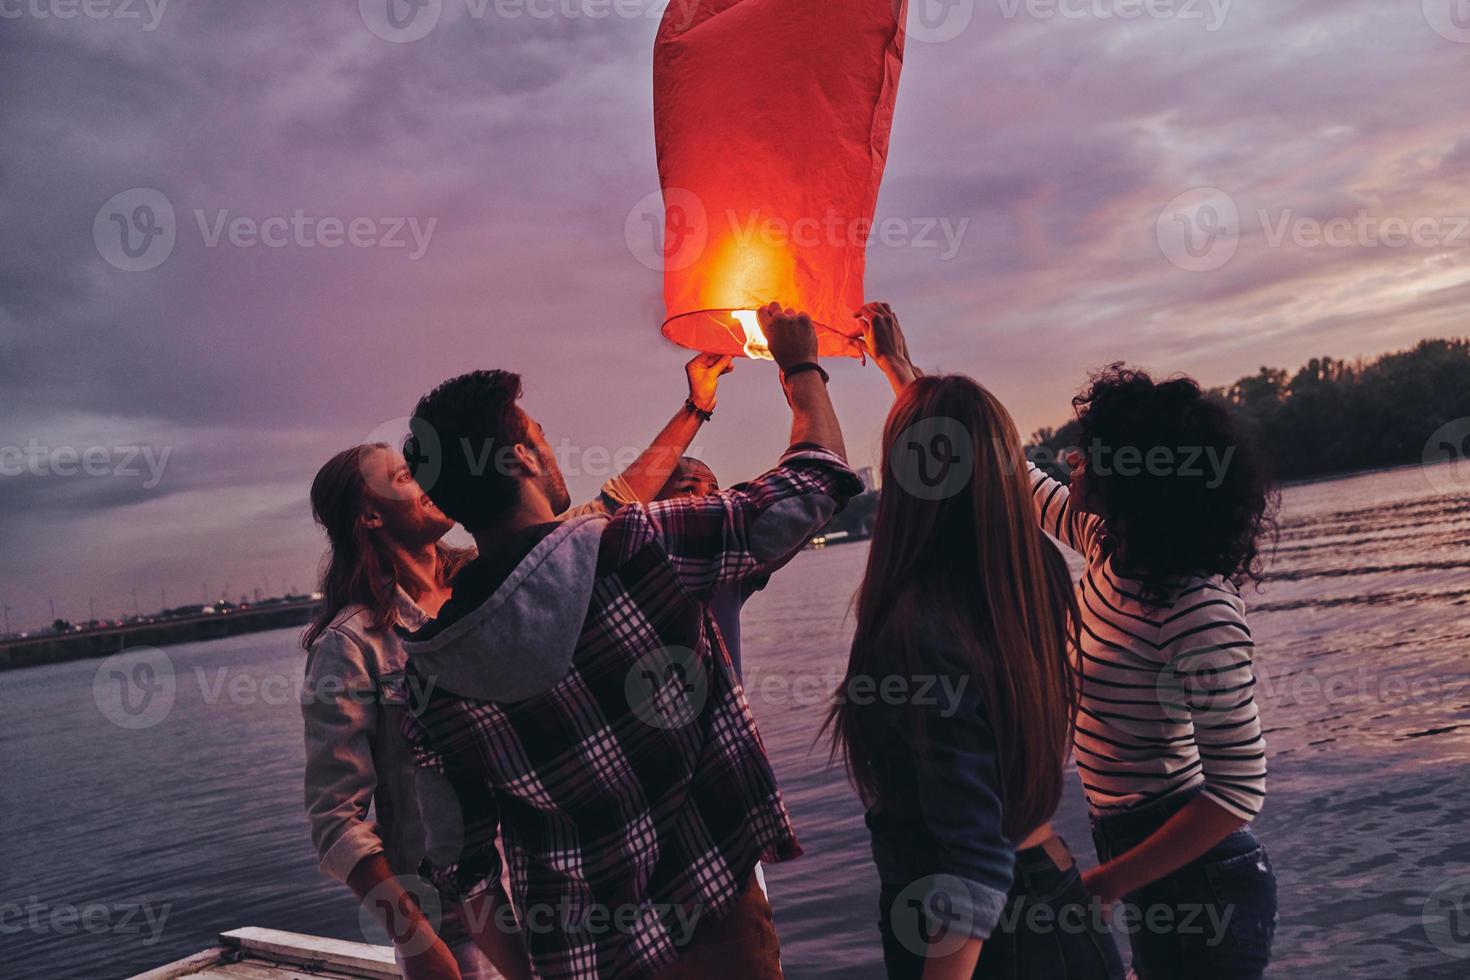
[400,446,862,980]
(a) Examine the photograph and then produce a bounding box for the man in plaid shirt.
[398,304,860,980]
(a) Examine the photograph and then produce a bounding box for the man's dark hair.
[1072,364,1277,601]
[406,369,528,532]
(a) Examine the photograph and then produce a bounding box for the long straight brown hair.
[301,444,470,651]
[827,375,1080,841]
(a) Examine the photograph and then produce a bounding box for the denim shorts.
[1090,792,1278,980]
[878,836,1126,980]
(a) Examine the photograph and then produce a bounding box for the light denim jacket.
[300,478,635,885]
[302,591,433,881]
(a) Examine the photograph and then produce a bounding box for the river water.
[2,463,1467,979]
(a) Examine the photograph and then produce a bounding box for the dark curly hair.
[406,369,528,532]
[1072,364,1276,601]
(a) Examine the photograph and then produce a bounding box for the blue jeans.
[878,837,1126,980]
[1090,793,1278,980]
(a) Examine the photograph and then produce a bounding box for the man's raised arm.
[615,352,734,500]
[758,301,846,461]
[564,353,733,518]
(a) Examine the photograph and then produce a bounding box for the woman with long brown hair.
[303,443,473,650]
[302,442,491,980]
[828,306,1123,980]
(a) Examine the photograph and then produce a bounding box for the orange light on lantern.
[653,0,909,359]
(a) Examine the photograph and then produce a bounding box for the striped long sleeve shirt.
[1028,464,1268,823]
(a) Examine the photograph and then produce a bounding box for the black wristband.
[781,362,830,386]
[684,397,714,423]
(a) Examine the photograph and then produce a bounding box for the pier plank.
[128,927,398,980]
[222,926,397,977]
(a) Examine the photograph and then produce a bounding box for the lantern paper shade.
[654,0,909,358]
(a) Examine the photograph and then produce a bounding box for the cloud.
[2,0,1467,628]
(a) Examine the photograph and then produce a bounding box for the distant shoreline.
[0,460,1445,674]
[0,600,318,673]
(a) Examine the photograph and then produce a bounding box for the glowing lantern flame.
[731,310,772,360]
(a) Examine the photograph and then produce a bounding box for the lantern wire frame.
[661,307,862,361]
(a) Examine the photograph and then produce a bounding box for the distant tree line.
[1024,338,1470,484]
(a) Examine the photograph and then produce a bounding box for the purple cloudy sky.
[3,0,1468,630]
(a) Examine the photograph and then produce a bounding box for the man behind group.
[653,457,768,680]
[397,304,861,980]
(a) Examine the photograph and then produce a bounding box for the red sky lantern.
[654,0,909,359]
